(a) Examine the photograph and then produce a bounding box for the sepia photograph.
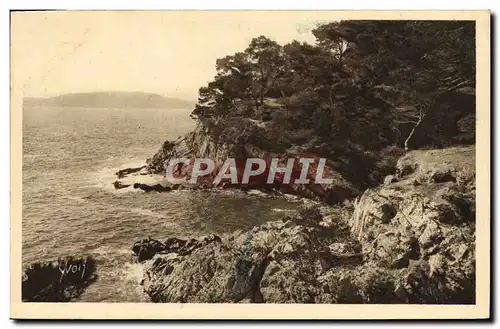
[10,10,490,319]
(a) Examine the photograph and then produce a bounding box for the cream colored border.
[10,10,490,319]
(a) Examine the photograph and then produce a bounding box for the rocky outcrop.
[22,256,98,302]
[132,235,222,263]
[113,181,131,189]
[142,120,359,204]
[116,166,146,179]
[132,146,475,304]
[133,206,356,303]
[350,146,475,303]
[133,183,172,192]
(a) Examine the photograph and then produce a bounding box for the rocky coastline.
[22,124,474,303]
[111,119,361,204]
[20,20,477,305]
[128,139,475,303]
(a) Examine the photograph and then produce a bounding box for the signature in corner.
[58,259,87,282]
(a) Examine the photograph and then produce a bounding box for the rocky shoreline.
[21,140,475,303]
[129,146,475,303]
[111,119,366,204]
[20,20,478,305]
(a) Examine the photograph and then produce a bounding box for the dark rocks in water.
[133,183,152,192]
[116,166,146,178]
[132,235,223,264]
[164,237,188,251]
[113,180,130,189]
[132,234,221,263]
[176,234,222,256]
[133,183,171,193]
[153,184,171,192]
[172,184,181,190]
[132,238,168,262]
[22,256,97,302]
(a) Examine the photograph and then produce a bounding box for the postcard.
[10,10,490,319]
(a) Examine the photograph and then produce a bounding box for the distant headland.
[23,92,195,109]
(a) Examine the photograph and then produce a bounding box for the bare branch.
[394,120,419,124]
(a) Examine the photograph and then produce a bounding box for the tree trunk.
[404,118,423,152]
[279,89,289,117]
[328,85,334,109]
[259,67,265,108]
[279,89,287,103]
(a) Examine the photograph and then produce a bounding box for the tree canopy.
[191,20,475,152]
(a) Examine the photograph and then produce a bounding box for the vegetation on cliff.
[191,21,474,150]
[148,20,475,193]
[134,21,477,304]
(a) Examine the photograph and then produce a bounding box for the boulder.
[116,166,146,178]
[132,238,168,262]
[22,256,97,302]
[113,180,130,189]
[132,183,171,193]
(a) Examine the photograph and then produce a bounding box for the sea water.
[22,106,298,302]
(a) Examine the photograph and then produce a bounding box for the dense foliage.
[191,20,475,153]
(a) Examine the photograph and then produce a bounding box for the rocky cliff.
[132,146,475,303]
[141,117,363,204]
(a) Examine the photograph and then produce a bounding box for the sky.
[11,11,338,101]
